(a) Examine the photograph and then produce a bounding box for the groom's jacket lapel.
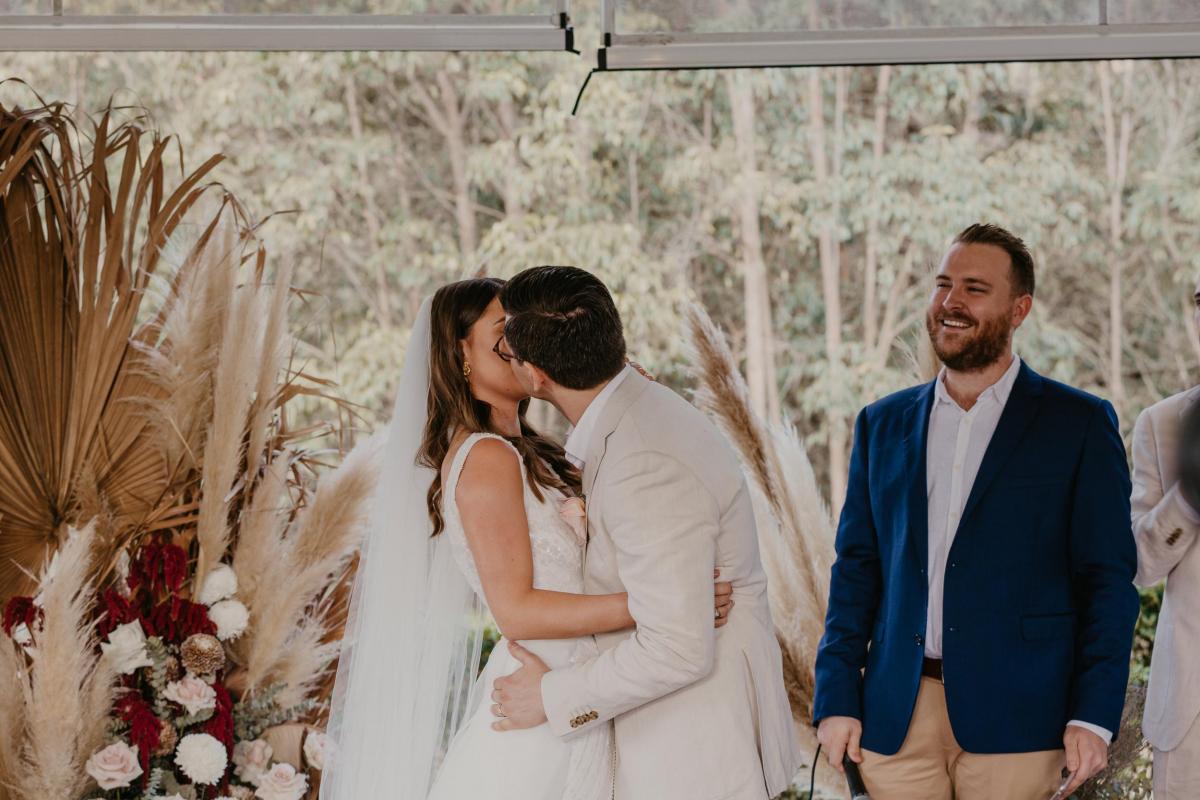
[581,372,651,560]
[581,370,652,500]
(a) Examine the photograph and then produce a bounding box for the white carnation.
[302,730,329,771]
[253,763,308,800]
[208,599,249,641]
[12,622,32,646]
[163,674,217,715]
[232,738,273,785]
[100,620,154,675]
[198,563,239,606]
[174,732,228,785]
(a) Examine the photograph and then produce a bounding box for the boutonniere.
[559,497,587,545]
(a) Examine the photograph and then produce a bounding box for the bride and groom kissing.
[321,266,803,799]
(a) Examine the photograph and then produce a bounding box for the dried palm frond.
[0,522,119,799]
[0,98,225,595]
[235,433,381,696]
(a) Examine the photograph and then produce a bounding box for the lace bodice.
[442,432,585,611]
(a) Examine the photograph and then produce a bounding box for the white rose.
[208,599,249,641]
[163,674,217,715]
[232,738,273,785]
[100,621,153,675]
[198,563,239,606]
[253,763,308,800]
[174,732,228,785]
[12,622,32,646]
[302,730,328,771]
[85,740,142,789]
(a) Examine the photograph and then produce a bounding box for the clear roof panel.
[615,0,1200,35]
[1108,0,1200,23]
[42,0,555,14]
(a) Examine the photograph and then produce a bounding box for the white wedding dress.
[426,432,614,800]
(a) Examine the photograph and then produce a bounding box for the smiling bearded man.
[814,223,1139,800]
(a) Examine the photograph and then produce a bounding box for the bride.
[320,278,733,799]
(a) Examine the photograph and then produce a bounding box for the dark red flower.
[96,587,139,641]
[2,596,41,638]
[128,540,190,597]
[201,681,235,785]
[143,596,217,644]
[114,690,163,782]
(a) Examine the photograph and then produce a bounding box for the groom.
[815,224,1139,798]
[489,266,800,800]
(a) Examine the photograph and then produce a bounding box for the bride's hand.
[714,569,734,629]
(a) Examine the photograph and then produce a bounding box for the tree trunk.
[863,65,892,349]
[809,67,848,513]
[1097,61,1135,419]
[726,72,781,424]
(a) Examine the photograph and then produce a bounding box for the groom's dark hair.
[501,266,626,390]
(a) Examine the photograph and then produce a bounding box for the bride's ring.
[715,608,722,620]
[495,703,506,718]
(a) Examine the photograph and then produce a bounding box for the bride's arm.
[455,438,732,640]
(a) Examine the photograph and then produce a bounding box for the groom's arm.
[540,450,717,737]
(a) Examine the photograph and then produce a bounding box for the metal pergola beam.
[0,12,573,51]
[598,23,1200,71]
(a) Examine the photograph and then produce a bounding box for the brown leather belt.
[922,657,944,682]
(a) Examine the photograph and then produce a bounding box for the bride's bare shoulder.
[441,431,519,490]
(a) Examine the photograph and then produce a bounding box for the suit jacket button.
[915,634,924,647]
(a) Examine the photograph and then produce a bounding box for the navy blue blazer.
[813,362,1139,755]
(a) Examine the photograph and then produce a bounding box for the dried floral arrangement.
[0,96,378,800]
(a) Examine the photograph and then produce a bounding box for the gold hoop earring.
[463,362,472,378]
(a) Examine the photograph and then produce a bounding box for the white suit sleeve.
[541,451,718,737]
[1132,407,1200,587]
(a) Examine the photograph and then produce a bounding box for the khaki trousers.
[860,677,1066,800]
[1153,710,1200,799]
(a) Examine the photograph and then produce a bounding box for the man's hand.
[714,569,734,629]
[491,641,550,731]
[816,716,863,774]
[1061,725,1109,794]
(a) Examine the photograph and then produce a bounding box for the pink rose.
[233,738,273,785]
[559,497,587,545]
[85,740,143,790]
[254,762,309,800]
[163,674,217,716]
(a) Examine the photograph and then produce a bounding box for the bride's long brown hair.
[418,278,581,536]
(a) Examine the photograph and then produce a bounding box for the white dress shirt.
[564,365,634,470]
[924,355,1111,743]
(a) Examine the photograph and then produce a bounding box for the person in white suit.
[489,266,801,800]
[1131,280,1200,799]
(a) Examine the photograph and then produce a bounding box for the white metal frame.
[598,0,1200,70]
[0,2,572,51]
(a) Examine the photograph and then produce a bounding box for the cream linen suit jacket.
[1132,385,1200,750]
[540,371,800,800]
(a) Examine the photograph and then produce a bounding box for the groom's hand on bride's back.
[816,716,863,774]
[491,642,550,731]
